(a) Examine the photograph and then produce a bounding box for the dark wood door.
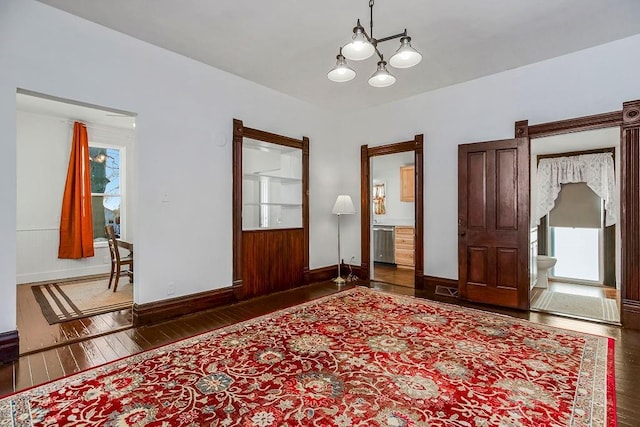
[458,137,530,309]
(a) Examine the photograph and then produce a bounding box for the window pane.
[92,195,121,240]
[90,147,120,195]
[551,227,599,281]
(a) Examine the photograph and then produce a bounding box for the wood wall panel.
[496,149,517,230]
[468,247,488,285]
[497,248,518,289]
[467,153,486,229]
[241,229,304,299]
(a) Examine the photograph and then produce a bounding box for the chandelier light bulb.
[389,36,422,68]
[342,25,375,61]
[327,53,356,82]
[368,61,396,87]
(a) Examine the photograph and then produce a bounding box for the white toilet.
[536,255,557,289]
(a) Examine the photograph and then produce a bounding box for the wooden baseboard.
[133,286,239,327]
[622,299,640,330]
[307,264,362,284]
[0,330,19,363]
[423,275,459,298]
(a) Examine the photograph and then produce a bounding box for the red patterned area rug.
[0,287,615,426]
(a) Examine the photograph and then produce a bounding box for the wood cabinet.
[400,165,415,202]
[395,226,414,268]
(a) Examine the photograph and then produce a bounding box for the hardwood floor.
[3,281,640,426]
[373,263,414,287]
[16,280,133,355]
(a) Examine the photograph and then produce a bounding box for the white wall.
[337,34,640,281]
[16,110,137,283]
[372,151,415,226]
[0,0,336,333]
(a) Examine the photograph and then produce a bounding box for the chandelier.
[328,0,422,87]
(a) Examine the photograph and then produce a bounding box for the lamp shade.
[327,53,356,82]
[342,25,375,61]
[389,36,422,68]
[368,61,396,87]
[332,195,356,215]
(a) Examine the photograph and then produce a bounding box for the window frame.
[89,142,126,247]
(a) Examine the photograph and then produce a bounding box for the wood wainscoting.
[241,229,305,300]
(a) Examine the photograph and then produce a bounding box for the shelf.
[243,173,301,184]
[243,202,301,208]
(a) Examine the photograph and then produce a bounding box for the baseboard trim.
[423,275,459,298]
[307,264,362,284]
[133,286,239,327]
[622,299,640,330]
[0,330,19,363]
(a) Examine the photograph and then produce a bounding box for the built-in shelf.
[242,137,303,230]
[243,202,301,207]
[242,173,301,184]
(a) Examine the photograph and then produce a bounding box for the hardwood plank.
[27,353,49,386]
[41,348,65,382]
[55,346,80,376]
[14,357,33,391]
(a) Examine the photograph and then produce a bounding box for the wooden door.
[458,137,530,309]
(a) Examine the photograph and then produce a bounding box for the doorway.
[360,136,424,289]
[371,152,416,287]
[15,90,136,353]
[529,128,621,324]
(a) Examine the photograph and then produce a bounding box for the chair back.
[105,225,122,263]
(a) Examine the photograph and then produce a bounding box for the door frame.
[516,99,640,328]
[360,136,424,288]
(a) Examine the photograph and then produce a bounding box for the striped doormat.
[531,289,620,323]
[31,278,133,324]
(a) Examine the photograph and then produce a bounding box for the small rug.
[2,287,615,426]
[31,278,133,324]
[531,289,620,323]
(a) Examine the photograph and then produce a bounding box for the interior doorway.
[371,152,416,287]
[360,136,424,289]
[15,89,136,353]
[529,128,621,324]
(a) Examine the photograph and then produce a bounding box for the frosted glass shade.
[389,36,422,68]
[342,27,375,61]
[327,54,356,82]
[368,61,396,87]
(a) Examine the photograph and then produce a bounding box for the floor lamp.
[332,195,356,285]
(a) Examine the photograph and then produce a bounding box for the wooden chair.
[105,225,133,292]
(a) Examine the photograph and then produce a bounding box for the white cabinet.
[242,138,303,230]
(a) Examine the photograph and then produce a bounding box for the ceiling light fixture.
[328,0,422,87]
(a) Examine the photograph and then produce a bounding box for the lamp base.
[333,276,346,285]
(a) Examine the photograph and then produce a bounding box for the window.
[90,145,124,241]
[550,226,601,282]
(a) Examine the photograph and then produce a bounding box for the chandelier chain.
[369,0,374,40]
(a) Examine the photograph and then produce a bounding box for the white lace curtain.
[536,152,617,226]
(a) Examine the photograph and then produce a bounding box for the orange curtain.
[58,122,95,259]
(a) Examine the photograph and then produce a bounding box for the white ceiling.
[36,0,640,110]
